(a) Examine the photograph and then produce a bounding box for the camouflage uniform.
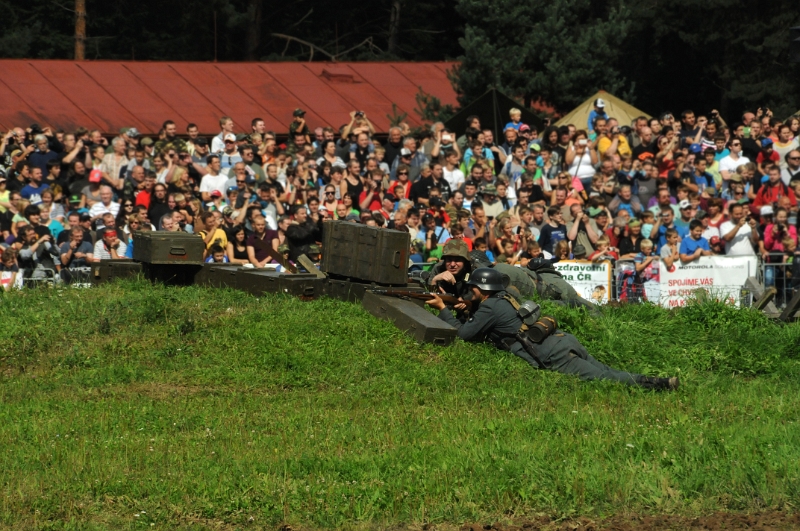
[425,240,473,299]
[153,137,189,157]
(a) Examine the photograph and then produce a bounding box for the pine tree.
[452,0,633,112]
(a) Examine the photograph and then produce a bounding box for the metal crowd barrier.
[761,253,799,309]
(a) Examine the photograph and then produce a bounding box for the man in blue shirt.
[679,220,713,263]
[654,207,689,251]
[20,167,49,205]
[587,98,609,133]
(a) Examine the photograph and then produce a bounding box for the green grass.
[2,279,800,530]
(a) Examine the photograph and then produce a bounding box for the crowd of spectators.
[1,102,799,298]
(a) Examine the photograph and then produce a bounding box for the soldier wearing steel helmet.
[425,267,679,390]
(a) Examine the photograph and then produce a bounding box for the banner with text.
[552,260,613,304]
[659,255,757,307]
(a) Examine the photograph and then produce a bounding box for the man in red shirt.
[756,138,780,175]
[358,170,384,213]
[752,165,797,217]
[134,171,156,210]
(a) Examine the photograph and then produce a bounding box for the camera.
[355,111,364,117]
[611,127,620,135]
[778,223,786,232]
[29,123,43,135]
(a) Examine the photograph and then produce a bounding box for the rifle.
[370,289,474,310]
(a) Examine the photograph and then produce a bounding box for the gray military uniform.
[438,290,643,385]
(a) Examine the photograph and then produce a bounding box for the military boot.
[638,376,680,391]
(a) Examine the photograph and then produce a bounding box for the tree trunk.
[388,0,401,56]
[244,0,263,61]
[74,0,86,60]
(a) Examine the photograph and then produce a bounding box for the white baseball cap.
[760,205,774,216]
[594,98,606,109]
[678,199,692,209]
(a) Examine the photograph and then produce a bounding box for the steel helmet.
[469,249,492,269]
[467,267,506,292]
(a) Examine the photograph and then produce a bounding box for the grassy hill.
[2,279,800,529]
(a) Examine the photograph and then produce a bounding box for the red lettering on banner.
[668,278,714,287]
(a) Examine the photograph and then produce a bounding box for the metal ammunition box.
[142,263,202,286]
[321,221,409,285]
[237,270,323,299]
[361,291,457,345]
[194,263,242,289]
[132,231,205,265]
[236,270,282,296]
[90,259,143,285]
[278,274,324,298]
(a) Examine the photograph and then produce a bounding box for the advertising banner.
[659,255,757,307]
[552,260,613,304]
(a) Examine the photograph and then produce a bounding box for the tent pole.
[492,89,499,144]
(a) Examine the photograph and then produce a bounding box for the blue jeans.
[765,264,776,288]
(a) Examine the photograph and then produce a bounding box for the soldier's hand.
[433,271,457,284]
[425,294,446,311]
[453,298,468,311]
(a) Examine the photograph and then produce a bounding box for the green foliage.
[385,103,408,127]
[622,0,800,119]
[0,0,465,62]
[453,0,633,112]
[2,281,800,528]
[540,297,800,377]
[414,87,456,124]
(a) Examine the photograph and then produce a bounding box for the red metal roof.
[0,60,457,136]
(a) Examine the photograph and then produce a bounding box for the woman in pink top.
[763,207,798,258]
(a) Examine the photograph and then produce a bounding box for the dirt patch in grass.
[456,511,800,531]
